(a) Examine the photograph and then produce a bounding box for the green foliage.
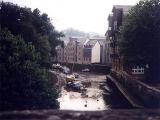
[0,2,63,68]
[0,2,61,110]
[0,28,59,110]
[119,0,160,81]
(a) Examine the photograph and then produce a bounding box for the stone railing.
[0,109,160,120]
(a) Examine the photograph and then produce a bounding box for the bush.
[0,28,59,110]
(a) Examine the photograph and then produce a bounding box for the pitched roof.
[85,40,98,47]
[61,36,87,45]
[98,39,105,46]
[89,37,105,46]
[113,5,133,13]
[69,37,87,45]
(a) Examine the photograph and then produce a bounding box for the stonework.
[106,5,133,72]
[0,109,160,120]
[56,37,106,65]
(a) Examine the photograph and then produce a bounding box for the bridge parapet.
[0,109,160,120]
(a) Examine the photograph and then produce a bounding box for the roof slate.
[85,40,97,47]
[113,5,133,13]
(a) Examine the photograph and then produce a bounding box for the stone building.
[64,37,77,63]
[57,37,87,64]
[56,37,106,65]
[105,30,112,65]
[76,38,88,64]
[107,5,132,72]
[56,45,64,63]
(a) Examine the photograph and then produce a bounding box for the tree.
[0,2,63,68]
[0,2,63,110]
[119,0,160,82]
[0,28,59,110]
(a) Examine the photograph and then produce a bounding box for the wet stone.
[48,115,61,120]
[1,110,160,120]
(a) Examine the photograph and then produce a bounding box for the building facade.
[105,31,112,65]
[88,38,106,64]
[83,40,101,64]
[57,37,87,64]
[107,5,132,72]
[56,37,106,65]
[56,45,64,63]
[64,37,77,63]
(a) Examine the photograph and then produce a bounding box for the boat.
[66,74,75,82]
[66,81,83,91]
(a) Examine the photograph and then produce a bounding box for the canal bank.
[102,76,133,108]
[50,68,133,110]
[107,71,160,108]
[60,63,111,74]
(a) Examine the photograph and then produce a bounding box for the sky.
[2,0,139,35]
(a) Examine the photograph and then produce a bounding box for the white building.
[56,37,106,65]
[89,37,106,64]
[83,40,101,64]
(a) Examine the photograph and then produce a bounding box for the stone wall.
[111,71,160,108]
[61,63,111,74]
[0,109,160,120]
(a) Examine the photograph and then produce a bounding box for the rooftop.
[69,37,87,45]
[112,5,133,13]
[89,37,105,46]
[85,40,98,47]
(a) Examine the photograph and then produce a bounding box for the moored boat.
[66,74,75,82]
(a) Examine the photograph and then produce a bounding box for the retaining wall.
[111,71,160,108]
[0,109,160,120]
[60,63,111,74]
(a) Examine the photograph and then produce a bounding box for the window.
[114,21,117,30]
[108,26,111,30]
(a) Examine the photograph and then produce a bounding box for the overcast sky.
[3,0,139,35]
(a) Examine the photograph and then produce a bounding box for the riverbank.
[107,71,160,108]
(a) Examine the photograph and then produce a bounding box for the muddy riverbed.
[58,72,110,111]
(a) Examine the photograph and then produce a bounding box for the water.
[58,72,110,111]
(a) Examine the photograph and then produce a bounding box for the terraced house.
[56,37,106,64]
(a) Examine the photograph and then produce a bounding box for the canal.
[58,72,110,111]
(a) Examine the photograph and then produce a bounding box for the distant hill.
[61,28,104,45]
[61,28,103,38]
[61,28,89,38]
